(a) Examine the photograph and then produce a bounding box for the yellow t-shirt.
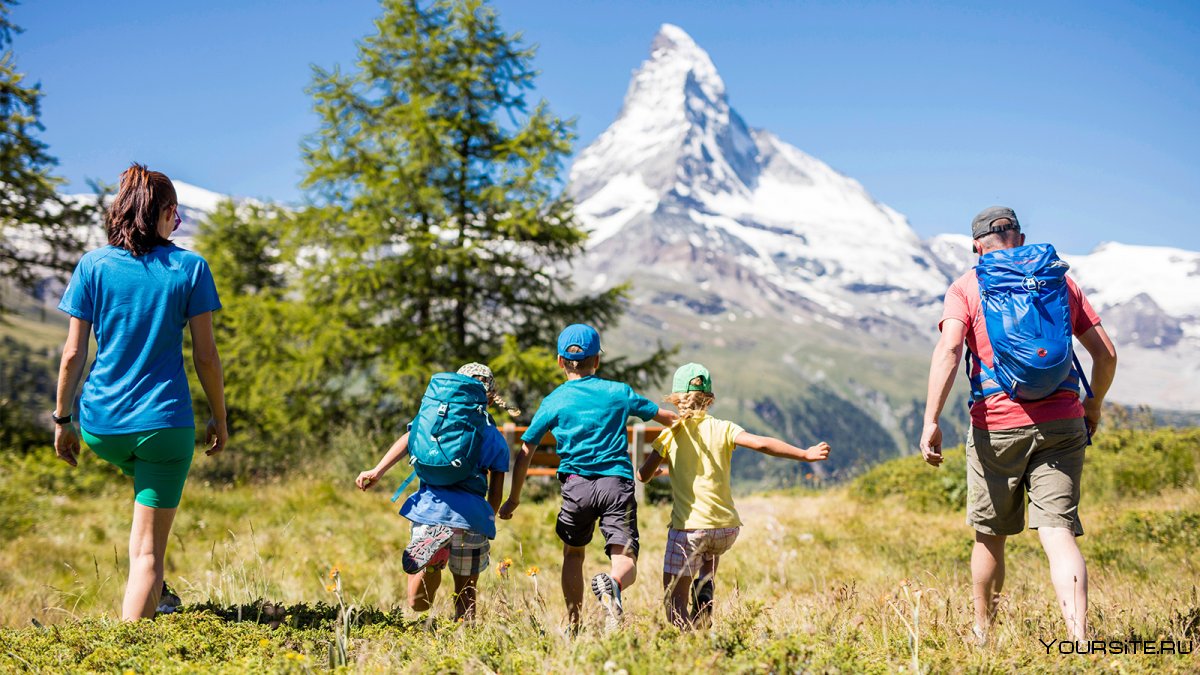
[652,412,745,530]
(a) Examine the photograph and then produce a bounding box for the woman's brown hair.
[106,163,177,256]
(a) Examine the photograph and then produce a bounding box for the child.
[356,363,518,622]
[637,363,831,629]
[499,324,678,630]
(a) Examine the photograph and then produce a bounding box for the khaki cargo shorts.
[965,417,1088,536]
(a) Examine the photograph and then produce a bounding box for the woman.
[52,163,227,621]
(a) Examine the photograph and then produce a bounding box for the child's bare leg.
[452,574,479,622]
[562,544,586,627]
[692,554,720,624]
[662,573,692,628]
[408,567,442,612]
[608,544,637,590]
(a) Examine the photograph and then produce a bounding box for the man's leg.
[562,544,586,627]
[1025,419,1089,643]
[408,567,442,612]
[451,574,479,622]
[1039,527,1087,641]
[971,532,1006,637]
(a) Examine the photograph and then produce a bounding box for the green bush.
[850,448,968,512]
[851,427,1200,512]
[1084,428,1200,498]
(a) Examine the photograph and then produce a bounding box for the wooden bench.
[499,423,669,502]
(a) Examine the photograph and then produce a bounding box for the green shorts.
[965,417,1088,537]
[81,427,196,508]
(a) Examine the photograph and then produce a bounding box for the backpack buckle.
[437,403,448,416]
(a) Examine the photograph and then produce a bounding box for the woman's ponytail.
[106,163,177,256]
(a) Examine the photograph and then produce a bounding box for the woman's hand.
[498,498,519,520]
[205,418,228,456]
[54,424,80,467]
[356,469,382,491]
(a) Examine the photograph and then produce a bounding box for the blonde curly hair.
[457,362,521,416]
[665,386,715,422]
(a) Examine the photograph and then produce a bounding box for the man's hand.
[498,498,519,520]
[205,418,228,456]
[1083,398,1103,438]
[920,420,944,467]
[356,470,381,491]
[804,442,831,461]
[54,424,80,467]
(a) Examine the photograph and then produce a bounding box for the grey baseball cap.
[971,206,1021,239]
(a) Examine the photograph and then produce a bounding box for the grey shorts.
[556,474,639,557]
[966,417,1088,537]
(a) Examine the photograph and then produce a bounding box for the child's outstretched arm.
[356,432,410,490]
[637,449,665,483]
[499,440,535,519]
[653,408,679,426]
[735,432,831,462]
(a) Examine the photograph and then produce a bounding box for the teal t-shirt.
[58,244,221,434]
[521,376,659,479]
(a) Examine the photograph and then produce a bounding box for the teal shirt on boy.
[521,376,659,480]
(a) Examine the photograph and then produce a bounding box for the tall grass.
[0,429,1197,672]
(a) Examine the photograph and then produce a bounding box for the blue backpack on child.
[968,243,1093,404]
[391,373,491,501]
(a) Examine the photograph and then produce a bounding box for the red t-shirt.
[940,270,1102,430]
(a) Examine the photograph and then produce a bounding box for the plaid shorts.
[411,524,491,577]
[663,526,740,577]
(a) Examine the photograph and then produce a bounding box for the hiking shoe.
[156,581,182,616]
[691,577,714,627]
[590,573,623,631]
[403,524,455,574]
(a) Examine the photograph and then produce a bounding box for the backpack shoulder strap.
[390,470,417,503]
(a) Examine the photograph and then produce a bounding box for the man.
[920,206,1118,644]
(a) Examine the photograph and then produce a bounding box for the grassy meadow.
[0,428,1197,673]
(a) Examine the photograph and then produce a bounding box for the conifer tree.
[0,1,104,311]
[287,0,668,422]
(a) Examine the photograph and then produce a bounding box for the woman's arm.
[637,449,665,483]
[53,318,91,467]
[188,312,227,456]
[735,431,830,462]
[357,432,410,490]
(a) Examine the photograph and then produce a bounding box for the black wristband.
[51,412,72,425]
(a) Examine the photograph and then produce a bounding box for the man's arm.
[499,440,535,519]
[1077,325,1118,437]
[920,318,966,467]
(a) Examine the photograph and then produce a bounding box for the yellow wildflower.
[259,639,270,647]
[526,566,540,577]
[326,583,337,593]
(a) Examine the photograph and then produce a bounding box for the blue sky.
[11,0,1200,252]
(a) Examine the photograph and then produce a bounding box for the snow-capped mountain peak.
[571,24,950,311]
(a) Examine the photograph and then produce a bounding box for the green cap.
[671,362,712,393]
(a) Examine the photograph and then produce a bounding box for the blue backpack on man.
[968,243,1093,404]
[391,372,491,501]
